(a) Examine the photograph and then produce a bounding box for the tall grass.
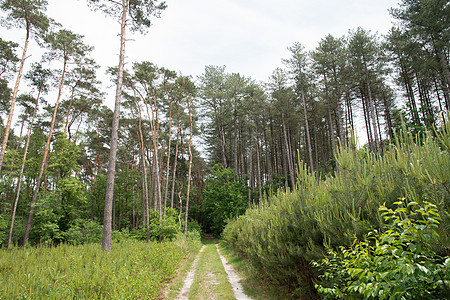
[0,234,201,299]
[223,121,450,297]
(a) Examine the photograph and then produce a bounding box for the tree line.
[0,0,448,247]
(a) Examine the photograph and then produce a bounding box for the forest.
[0,0,449,299]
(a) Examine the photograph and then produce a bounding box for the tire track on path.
[216,244,252,300]
[175,245,206,300]
[175,241,252,299]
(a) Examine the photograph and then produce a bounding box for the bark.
[151,88,162,220]
[170,120,181,208]
[282,113,295,188]
[256,135,262,200]
[102,0,128,252]
[184,94,193,238]
[438,48,450,104]
[163,85,173,218]
[132,87,150,242]
[366,75,381,155]
[8,87,41,248]
[248,128,253,206]
[219,123,227,168]
[324,74,337,156]
[0,21,30,171]
[361,90,374,152]
[64,83,79,137]
[301,90,314,173]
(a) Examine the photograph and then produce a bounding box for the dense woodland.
[0,0,448,245]
[0,1,449,297]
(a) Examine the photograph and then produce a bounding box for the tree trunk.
[301,90,314,173]
[0,21,30,172]
[8,87,41,248]
[102,0,128,252]
[132,88,150,242]
[324,74,337,156]
[256,135,262,200]
[184,94,193,238]
[248,128,253,206]
[437,48,450,104]
[163,89,173,218]
[64,84,78,137]
[23,55,68,246]
[282,113,295,188]
[170,120,181,208]
[366,76,381,154]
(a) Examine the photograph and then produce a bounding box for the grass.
[188,240,235,299]
[0,236,200,299]
[162,243,203,299]
[218,242,291,300]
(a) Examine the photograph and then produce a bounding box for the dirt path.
[176,245,206,300]
[215,244,252,300]
[175,242,252,300]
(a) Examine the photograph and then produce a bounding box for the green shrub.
[187,219,203,237]
[223,124,450,297]
[313,199,450,299]
[201,164,248,236]
[64,219,103,245]
[0,214,9,247]
[130,208,184,241]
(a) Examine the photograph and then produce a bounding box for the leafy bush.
[64,219,103,245]
[313,200,450,299]
[187,219,203,237]
[0,214,9,247]
[201,164,248,236]
[131,207,182,241]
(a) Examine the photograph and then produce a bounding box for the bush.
[64,219,103,245]
[201,164,248,236]
[313,200,450,299]
[187,219,203,237]
[131,208,183,242]
[0,214,9,247]
[223,125,450,297]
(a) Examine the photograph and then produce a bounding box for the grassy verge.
[162,243,202,299]
[0,235,200,299]
[188,241,235,299]
[218,242,291,300]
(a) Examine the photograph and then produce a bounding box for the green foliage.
[313,200,449,299]
[64,219,103,245]
[131,207,180,241]
[0,214,9,247]
[30,176,87,245]
[187,219,203,237]
[201,164,248,236]
[223,126,450,297]
[49,134,82,177]
[0,237,200,299]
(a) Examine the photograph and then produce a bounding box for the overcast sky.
[49,0,398,84]
[3,0,400,108]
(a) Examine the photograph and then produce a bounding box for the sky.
[2,0,400,107]
[39,0,400,102]
[0,0,401,146]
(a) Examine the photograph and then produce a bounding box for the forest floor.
[162,234,252,299]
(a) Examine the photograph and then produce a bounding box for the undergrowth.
[223,120,450,298]
[0,233,201,299]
